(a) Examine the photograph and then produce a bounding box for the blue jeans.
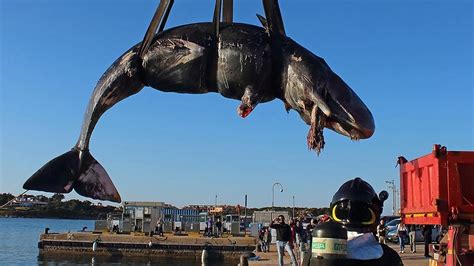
[260,240,268,252]
[276,241,297,266]
[399,235,406,251]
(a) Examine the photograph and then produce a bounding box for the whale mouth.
[326,118,374,141]
[317,72,375,143]
[301,71,375,154]
[306,107,374,154]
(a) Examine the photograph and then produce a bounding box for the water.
[0,218,237,265]
[0,218,94,264]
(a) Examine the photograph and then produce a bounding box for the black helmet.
[330,177,388,231]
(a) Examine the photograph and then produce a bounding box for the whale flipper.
[23,149,121,203]
[256,14,268,31]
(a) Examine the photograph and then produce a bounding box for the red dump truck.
[398,144,474,266]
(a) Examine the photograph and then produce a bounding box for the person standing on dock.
[422,224,432,258]
[206,218,214,237]
[157,218,164,237]
[263,227,272,252]
[295,219,307,266]
[258,227,266,252]
[408,224,416,253]
[377,219,387,244]
[396,221,407,253]
[305,218,316,253]
[270,215,297,266]
[215,218,222,237]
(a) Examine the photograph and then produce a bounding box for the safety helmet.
[330,177,388,231]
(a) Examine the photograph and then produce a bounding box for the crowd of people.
[259,177,443,265]
[148,178,439,265]
[257,214,329,266]
[376,218,436,258]
[260,214,438,265]
[149,177,448,266]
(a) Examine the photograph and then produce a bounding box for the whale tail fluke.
[73,151,121,202]
[23,150,79,194]
[23,149,121,203]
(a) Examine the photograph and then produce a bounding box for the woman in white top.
[397,222,408,253]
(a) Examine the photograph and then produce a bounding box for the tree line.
[0,193,329,220]
[0,193,121,220]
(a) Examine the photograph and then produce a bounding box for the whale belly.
[216,25,273,100]
[142,23,273,99]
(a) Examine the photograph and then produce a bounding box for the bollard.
[239,255,249,266]
[201,249,208,264]
[44,227,50,234]
[92,240,98,252]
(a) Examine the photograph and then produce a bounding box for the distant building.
[183,204,243,215]
[7,195,48,208]
[121,201,200,233]
[252,210,290,225]
[184,204,212,212]
[122,201,166,233]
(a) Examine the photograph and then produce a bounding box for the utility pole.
[386,180,397,215]
[292,195,295,219]
[244,194,247,236]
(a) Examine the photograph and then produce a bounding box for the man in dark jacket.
[270,215,297,266]
[422,225,433,257]
[215,218,222,237]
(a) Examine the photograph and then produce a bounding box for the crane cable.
[0,190,29,209]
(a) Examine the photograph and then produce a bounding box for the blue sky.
[1,0,472,214]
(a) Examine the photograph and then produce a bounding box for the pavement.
[249,242,431,265]
[386,242,432,266]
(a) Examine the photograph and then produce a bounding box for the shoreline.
[0,215,96,220]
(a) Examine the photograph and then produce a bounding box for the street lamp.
[386,180,397,215]
[272,182,284,209]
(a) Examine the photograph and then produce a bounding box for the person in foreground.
[270,215,297,266]
[329,177,403,265]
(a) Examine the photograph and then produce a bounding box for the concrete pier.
[39,232,256,260]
